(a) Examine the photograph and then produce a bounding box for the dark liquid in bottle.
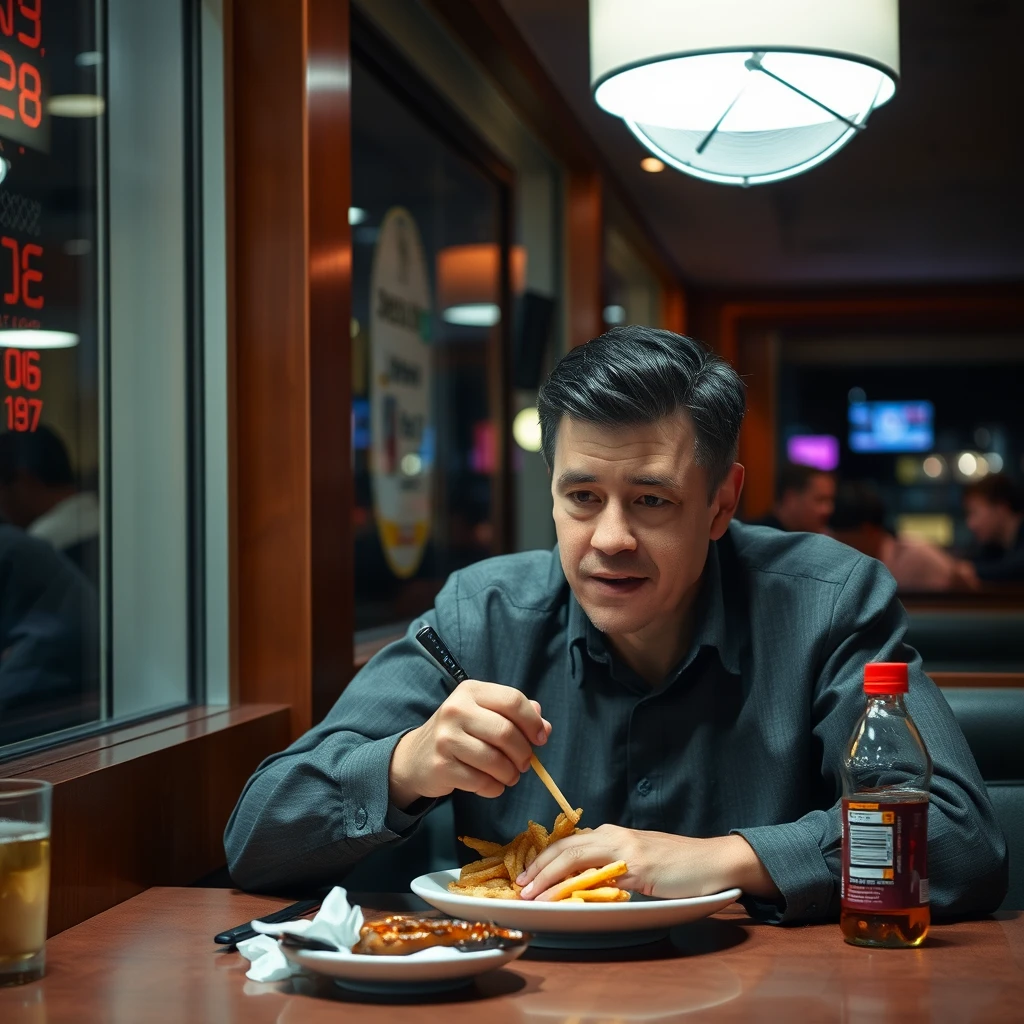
[840,905,929,948]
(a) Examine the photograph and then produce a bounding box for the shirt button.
[355,807,368,830]
[637,778,652,796]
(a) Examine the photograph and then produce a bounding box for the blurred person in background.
[0,522,100,745]
[752,461,835,534]
[0,426,99,589]
[964,473,1024,583]
[831,482,977,592]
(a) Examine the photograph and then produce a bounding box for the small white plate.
[411,869,741,936]
[280,940,529,994]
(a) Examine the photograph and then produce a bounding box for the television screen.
[849,401,934,453]
[787,435,840,471]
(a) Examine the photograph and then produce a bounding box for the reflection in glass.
[352,54,507,633]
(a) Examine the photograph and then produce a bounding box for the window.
[0,0,208,755]
[351,38,512,635]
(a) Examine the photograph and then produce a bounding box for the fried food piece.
[550,809,582,842]
[544,860,629,902]
[447,881,519,899]
[458,860,509,884]
[458,836,502,857]
[563,886,631,902]
[459,854,502,876]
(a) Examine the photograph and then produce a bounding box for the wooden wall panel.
[5,706,290,936]
[567,171,604,349]
[231,0,353,734]
[662,282,687,335]
[737,329,778,520]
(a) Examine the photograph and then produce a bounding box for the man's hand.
[515,824,779,901]
[388,681,552,810]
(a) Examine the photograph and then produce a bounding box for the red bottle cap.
[864,662,908,694]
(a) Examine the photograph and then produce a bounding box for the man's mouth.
[588,574,648,593]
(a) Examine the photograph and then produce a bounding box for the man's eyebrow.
[628,475,678,489]
[555,470,598,488]
[555,470,680,490]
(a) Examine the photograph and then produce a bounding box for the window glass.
[0,0,201,754]
[352,54,508,634]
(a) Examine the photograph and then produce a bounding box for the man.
[0,426,99,588]
[753,461,835,534]
[831,482,978,592]
[225,327,1006,922]
[964,473,1024,583]
[0,523,100,745]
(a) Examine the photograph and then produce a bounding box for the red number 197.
[5,395,41,431]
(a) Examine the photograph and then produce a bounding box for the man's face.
[550,413,739,642]
[964,495,1005,546]
[782,474,836,533]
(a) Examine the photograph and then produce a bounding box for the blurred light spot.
[922,455,944,479]
[848,387,866,404]
[512,406,542,453]
[957,452,977,477]
[603,304,626,325]
[348,207,368,225]
[986,452,1004,473]
[400,453,422,476]
[640,157,665,172]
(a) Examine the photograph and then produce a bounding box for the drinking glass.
[0,780,52,986]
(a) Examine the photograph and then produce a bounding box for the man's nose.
[590,502,637,554]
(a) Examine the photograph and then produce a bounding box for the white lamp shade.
[590,0,899,185]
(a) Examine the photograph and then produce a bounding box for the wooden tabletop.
[2,887,1022,1022]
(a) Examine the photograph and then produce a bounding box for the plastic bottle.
[840,662,932,947]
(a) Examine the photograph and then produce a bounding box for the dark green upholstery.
[944,687,1024,911]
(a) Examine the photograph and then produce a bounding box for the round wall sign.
[369,207,433,579]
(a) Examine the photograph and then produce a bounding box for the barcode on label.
[919,878,929,904]
[849,823,893,866]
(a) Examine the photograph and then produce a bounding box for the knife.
[213,898,321,947]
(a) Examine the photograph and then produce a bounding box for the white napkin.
[237,887,365,982]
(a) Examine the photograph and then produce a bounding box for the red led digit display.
[0,0,48,432]
[1,236,44,309]
[0,0,46,151]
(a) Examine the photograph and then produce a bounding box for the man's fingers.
[445,732,522,789]
[463,706,535,773]
[472,682,548,745]
[516,837,604,900]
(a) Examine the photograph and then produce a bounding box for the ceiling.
[498,0,1024,288]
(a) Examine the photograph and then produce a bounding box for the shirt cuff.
[385,796,436,836]
[339,732,422,842]
[731,820,836,923]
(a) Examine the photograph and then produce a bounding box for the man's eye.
[569,491,595,504]
[638,494,667,508]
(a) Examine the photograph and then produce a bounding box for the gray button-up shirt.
[225,522,1008,922]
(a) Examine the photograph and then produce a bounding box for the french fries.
[449,811,630,902]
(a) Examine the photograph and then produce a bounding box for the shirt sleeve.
[224,586,462,892]
[733,554,1008,924]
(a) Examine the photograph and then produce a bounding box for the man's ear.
[709,463,745,541]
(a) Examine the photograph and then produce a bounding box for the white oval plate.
[411,869,741,934]
[281,939,528,993]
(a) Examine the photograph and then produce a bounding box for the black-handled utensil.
[415,624,469,684]
[213,898,321,947]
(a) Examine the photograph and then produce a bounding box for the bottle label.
[841,798,929,910]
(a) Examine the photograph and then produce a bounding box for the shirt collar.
[565,535,741,687]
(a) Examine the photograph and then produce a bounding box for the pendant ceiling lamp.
[590,0,900,186]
